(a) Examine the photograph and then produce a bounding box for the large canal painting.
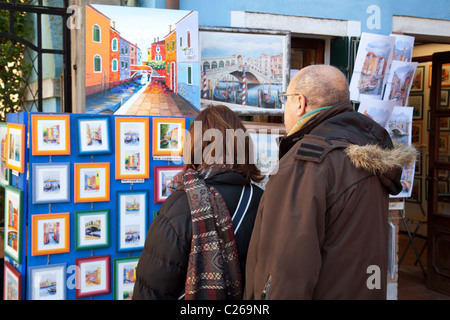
[199,26,290,115]
[85,5,200,116]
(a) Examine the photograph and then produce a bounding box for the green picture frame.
[113,256,140,300]
[74,209,110,250]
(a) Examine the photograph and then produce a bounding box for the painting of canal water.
[200,27,289,114]
[85,5,200,116]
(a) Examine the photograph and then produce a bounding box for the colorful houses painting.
[85,5,200,115]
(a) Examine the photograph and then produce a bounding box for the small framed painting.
[410,65,425,93]
[75,209,110,250]
[32,162,70,204]
[31,114,71,156]
[28,263,67,300]
[74,162,110,203]
[152,117,185,158]
[113,256,140,300]
[75,255,111,298]
[4,185,23,264]
[115,117,149,180]
[6,123,25,173]
[31,212,70,256]
[154,165,183,203]
[4,261,22,300]
[117,190,148,252]
[76,115,112,155]
[0,122,11,186]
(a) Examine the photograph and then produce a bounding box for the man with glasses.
[244,65,417,300]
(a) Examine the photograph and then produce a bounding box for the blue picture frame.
[116,189,148,252]
[32,162,70,204]
[75,115,112,156]
[28,263,67,300]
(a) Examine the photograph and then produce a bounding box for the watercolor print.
[76,116,111,155]
[32,163,70,204]
[75,209,110,250]
[388,34,415,66]
[4,261,22,300]
[31,115,70,156]
[116,117,149,179]
[4,186,22,264]
[154,166,183,203]
[117,191,147,252]
[28,264,67,300]
[383,60,418,106]
[6,123,25,173]
[75,255,110,298]
[32,213,70,256]
[349,32,395,101]
[248,131,282,176]
[0,123,9,186]
[200,27,289,113]
[152,117,185,158]
[114,257,139,300]
[84,4,199,116]
[75,163,110,202]
[358,96,396,127]
[411,66,425,93]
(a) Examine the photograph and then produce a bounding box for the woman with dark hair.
[133,105,264,300]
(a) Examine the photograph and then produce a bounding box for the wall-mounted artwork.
[74,162,110,202]
[4,261,22,300]
[84,4,199,117]
[32,163,70,204]
[31,212,70,256]
[75,209,110,251]
[115,117,149,180]
[152,117,184,159]
[0,123,10,186]
[4,186,23,264]
[113,256,139,300]
[6,123,25,173]
[200,26,290,115]
[76,116,112,155]
[154,165,183,203]
[75,255,111,298]
[28,263,67,300]
[31,114,71,156]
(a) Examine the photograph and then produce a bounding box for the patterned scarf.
[183,167,242,300]
[287,106,332,136]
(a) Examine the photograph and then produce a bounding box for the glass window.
[112,59,118,72]
[94,55,101,72]
[93,25,101,42]
[112,38,118,51]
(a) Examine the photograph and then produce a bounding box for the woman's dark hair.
[184,105,264,182]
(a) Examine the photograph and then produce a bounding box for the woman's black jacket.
[132,171,264,300]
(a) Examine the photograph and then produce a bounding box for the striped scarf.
[183,167,242,300]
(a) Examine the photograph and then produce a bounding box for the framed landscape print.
[75,255,111,298]
[31,212,70,256]
[31,114,71,156]
[4,186,23,264]
[152,117,185,158]
[113,256,139,300]
[6,123,25,173]
[32,163,70,204]
[28,263,67,300]
[74,162,110,203]
[76,115,112,155]
[0,123,10,186]
[410,65,425,93]
[117,190,148,252]
[75,209,110,250]
[154,165,183,203]
[115,117,149,180]
[199,26,290,115]
[4,261,22,300]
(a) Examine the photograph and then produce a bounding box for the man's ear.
[296,94,307,117]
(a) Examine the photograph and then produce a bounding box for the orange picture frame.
[31,114,71,156]
[152,117,185,157]
[115,117,149,180]
[6,123,26,173]
[74,162,110,203]
[31,212,70,256]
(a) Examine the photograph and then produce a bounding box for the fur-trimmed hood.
[345,141,418,175]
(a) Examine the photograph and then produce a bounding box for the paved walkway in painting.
[123,79,198,117]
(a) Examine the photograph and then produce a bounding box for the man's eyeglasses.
[278,92,301,104]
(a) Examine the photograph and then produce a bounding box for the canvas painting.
[84,4,199,116]
[349,33,395,102]
[200,26,289,115]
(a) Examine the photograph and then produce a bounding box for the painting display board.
[2,112,193,300]
[354,33,417,199]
